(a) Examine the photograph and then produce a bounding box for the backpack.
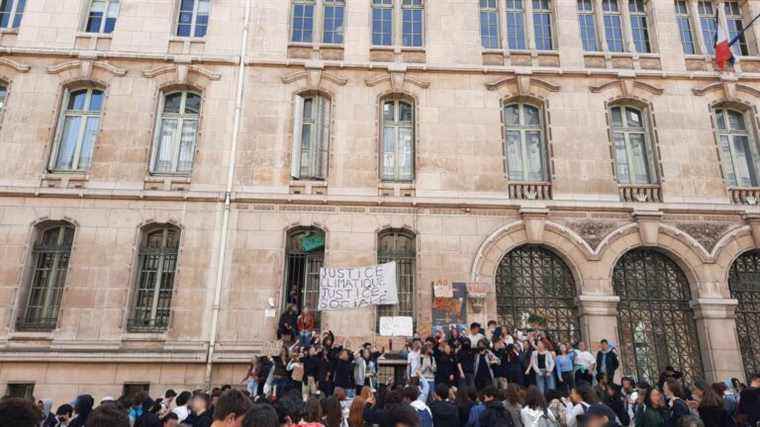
[536,410,560,427]
[416,408,434,427]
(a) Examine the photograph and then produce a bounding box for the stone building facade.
[0,0,759,402]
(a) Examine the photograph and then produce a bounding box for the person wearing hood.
[429,384,461,427]
[68,395,94,427]
[479,387,514,427]
[595,340,618,381]
[40,399,56,427]
[404,384,433,427]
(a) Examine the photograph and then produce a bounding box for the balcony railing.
[728,187,760,205]
[618,184,662,203]
[508,181,552,200]
[16,317,58,332]
[127,317,170,333]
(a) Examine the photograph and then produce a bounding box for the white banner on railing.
[317,262,398,311]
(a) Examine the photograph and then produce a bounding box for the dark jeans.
[558,371,574,395]
[459,373,475,389]
[575,370,593,385]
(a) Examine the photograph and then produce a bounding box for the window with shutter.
[292,94,330,180]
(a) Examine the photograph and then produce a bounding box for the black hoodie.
[430,399,461,427]
[479,400,515,427]
[69,395,94,427]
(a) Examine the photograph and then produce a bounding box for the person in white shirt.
[171,391,192,423]
[406,339,422,381]
[525,340,556,395]
[564,383,595,427]
[521,385,558,427]
[467,322,485,348]
[573,341,596,385]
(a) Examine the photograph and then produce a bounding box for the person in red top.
[297,307,316,347]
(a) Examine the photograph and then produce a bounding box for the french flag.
[715,6,734,71]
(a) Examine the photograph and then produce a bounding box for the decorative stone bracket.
[589,77,664,96]
[520,206,549,242]
[632,208,662,245]
[744,213,760,247]
[143,63,221,83]
[47,60,127,79]
[692,77,760,100]
[485,73,560,94]
[0,57,30,73]
[364,64,430,90]
[281,61,348,89]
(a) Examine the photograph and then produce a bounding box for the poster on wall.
[379,316,414,337]
[432,281,468,335]
[317,262,398,311]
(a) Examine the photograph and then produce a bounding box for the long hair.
[698,385,724,409]
[322,396,342,427]
[303,398,323,423]
[524,386,547,410]
[348,396,366,427]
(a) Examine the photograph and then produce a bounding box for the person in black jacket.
[190,392,213,427]
[429,384,460,427]
[595,339,619,380]
[663,379,690,427]
[332,348,356,395]
[434,341,457,387]
[736,373,760,427]
[693,382,734,427]
[69,395,94,427]
[603,383,630,426]
[479,386,515,427]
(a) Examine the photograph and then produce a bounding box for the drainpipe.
[204,0,252,388]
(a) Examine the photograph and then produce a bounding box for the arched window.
[381,97,415,182]
[503,102,549,182]
[284,227,325,328]
[495,245,580,344]
[729,250,760,379]
[377,230,416,329]
[609,104,656,185]
[614,249,703,383]
[18,222,75,331]
[49,88,104,172]
[151,91,201,175]
[291,94,330,180]
[128,225,180,332]
[714,108,759,188]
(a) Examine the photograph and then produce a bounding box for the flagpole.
[729,12,760,46]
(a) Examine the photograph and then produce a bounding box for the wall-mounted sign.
[379,316,414,337]
[317,262,398,311]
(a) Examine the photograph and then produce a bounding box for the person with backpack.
[430,383,461,427]
[404,385,433,427]
[479,386,515,427]
[521,385,559,427]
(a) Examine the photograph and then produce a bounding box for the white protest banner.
[317,262,398,311]
[379,316,414,337]
[433,280,453,298]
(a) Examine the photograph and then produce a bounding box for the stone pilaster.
[578,294,620,346]
[690,298,745,382]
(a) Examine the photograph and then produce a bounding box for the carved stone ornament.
[589,79,664,96]
[564,221,627,250]
[485,75,560,94]
[673,222,739,253]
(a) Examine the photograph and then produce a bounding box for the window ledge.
[75,31,113,39]
[7,331,55,340]
[144,175,192,191]
[0,28,18,35]
[636,53,660,59]
[618,183,662,203]
[401,46,426,52]
[607,52,635,58]
[288,41,316,48]
[123,331,169,340]
[168,36,206,43]
[583,51,605,57]
[319,43,344,49]
[41,172,90,189]
[727,187,760,205]
[289,180,328,195]
[378,182,415,197]
[508,181,552,200]
[370,45,395,51]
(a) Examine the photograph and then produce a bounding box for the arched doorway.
[283,227,325,328]
[613,249,703,383]
[495,245,580,344]
[729,250,760,379]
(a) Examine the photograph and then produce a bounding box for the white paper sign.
[433,281,454,298]
[379,316,414,337]
[264,309,276,319]
[318,262,398,311]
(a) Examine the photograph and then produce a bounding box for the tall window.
[402,0,424,47]
[496,245,580,344]
[322,0,345,44]
[0,83,7,113]
[577,0,599,51]
[603,0,624,52]
[18,223,75,331]
[291,0,315,43]
[85,0,120,34]
[284,228,324,328]
[50,88,103,172]
[151,91,201,175]
[0,0,24,30]
[291,94,330,180]
[503,102,548,182]
[725,1,748,56]
[532,0,553,50]
[675,1,696,54]
[377,230,415,329]
[506,0,527,49]
[381,97,414,182]
[610,105,655,185]
[176,0,209,38]
[128,225,180,332]
[714,108,758,188]
[480,0,501,49]
[628,0,650,53]
[372,0,393,46]
[698,1,717,55]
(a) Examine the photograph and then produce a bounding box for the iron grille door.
[495,245,581,345]
[284,228,325,329]
[613,249,704,384]
[377,230,416,331]
[729,250,760,379]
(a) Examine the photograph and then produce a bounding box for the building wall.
[0,0,758,403]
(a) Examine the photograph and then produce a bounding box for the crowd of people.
[2,319,759,427]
